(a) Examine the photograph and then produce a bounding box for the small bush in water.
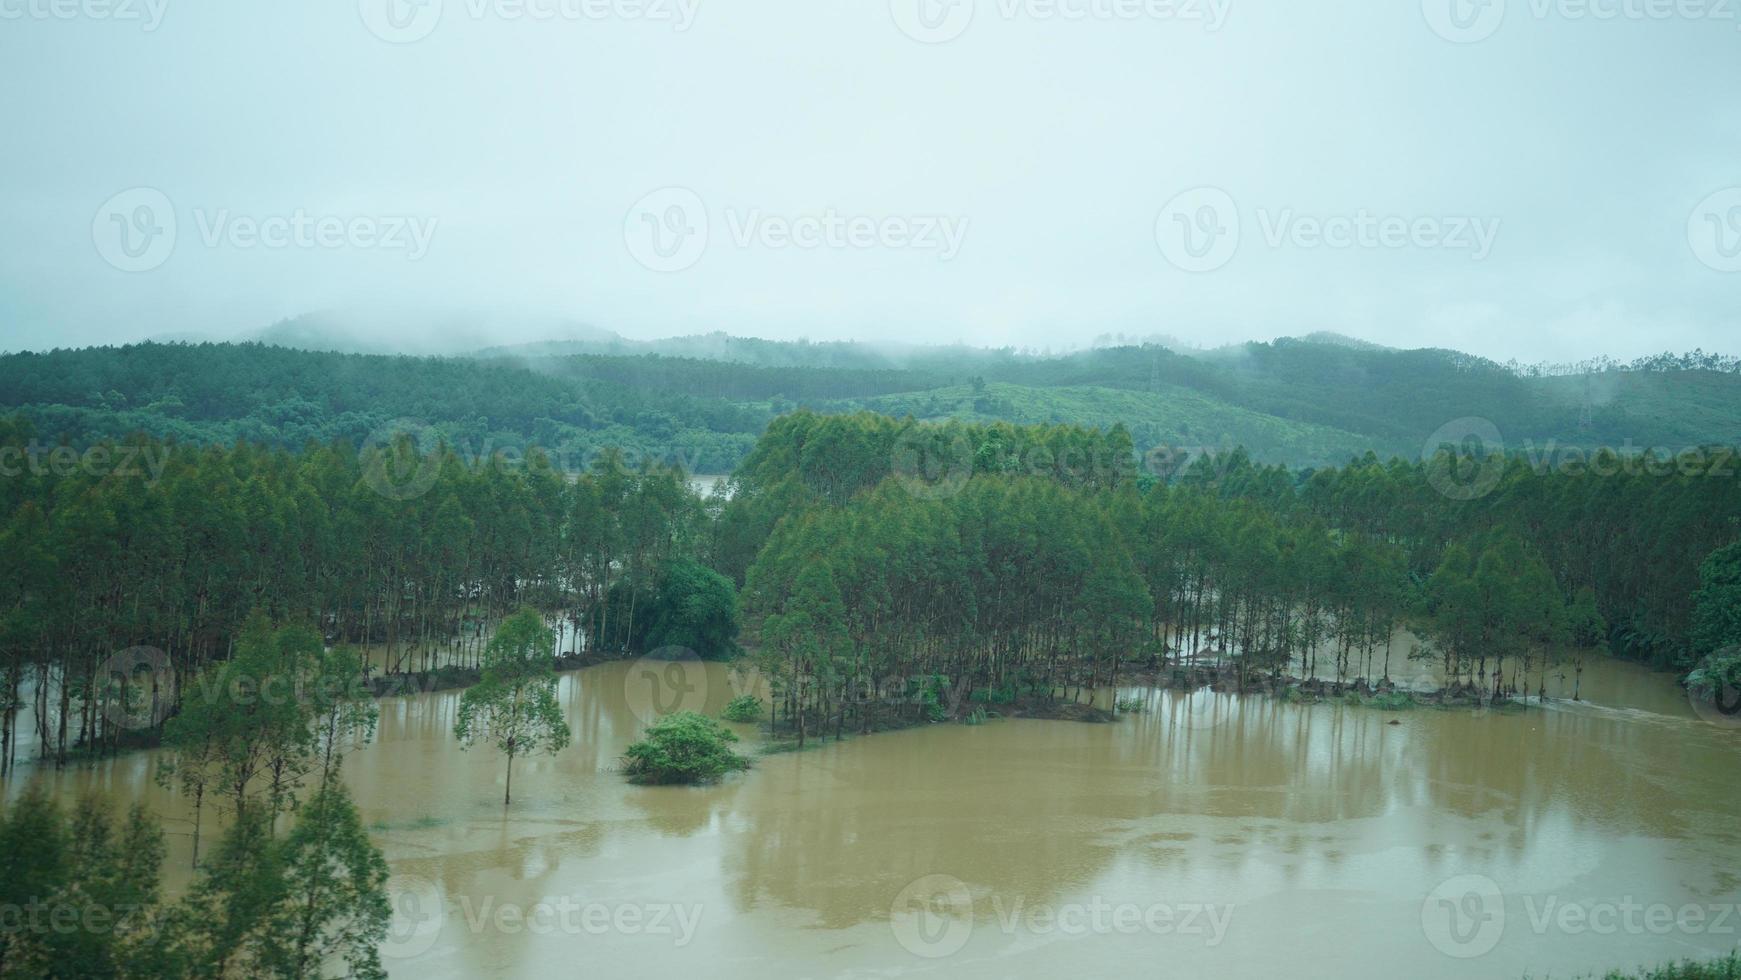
[623,712,752,785]
[1115,697,1147,714]
[722,695,763,723]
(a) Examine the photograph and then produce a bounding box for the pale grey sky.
[0,0,1737,361]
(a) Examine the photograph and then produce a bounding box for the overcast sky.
[1,0,1737,361]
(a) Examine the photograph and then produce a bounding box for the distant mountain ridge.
[2,331,1738,475]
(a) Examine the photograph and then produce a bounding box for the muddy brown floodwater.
[6,654,1740,979]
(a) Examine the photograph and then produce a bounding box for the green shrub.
[1362,691,1416,711]
[622,712,753,785]
[721,695,763,723]
[1115,697,1147,714]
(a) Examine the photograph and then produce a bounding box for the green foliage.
[0,793,164,978]
[1418,532,1570,696]
[147,783,391,979]
[1114,697,1147,714]
[721,694,763,723]
[12,337,1739,482]
[156,810,286,975]
[1347,691,1416,710]
[455,608,572,805]
[621,711,752,785]
[265,783,391,980]
[638,558,743,659]
[0,415,722,767]
[159,615,327,823]
[1691,541,1741,657]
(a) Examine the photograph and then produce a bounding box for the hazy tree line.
[5,401,1736,768]
[1506,349,1741,378]
[0,415,734,771]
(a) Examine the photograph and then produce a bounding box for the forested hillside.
[6,336,1741,475]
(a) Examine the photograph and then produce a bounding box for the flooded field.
[6,655,1739,979]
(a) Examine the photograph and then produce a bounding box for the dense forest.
[6,391,1738,769]
[7,336,1741,477]
[0,413,739,772]
[721,413,1741,741]
[3,342,1741,977]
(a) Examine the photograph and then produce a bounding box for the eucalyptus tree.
[454,607,572,805]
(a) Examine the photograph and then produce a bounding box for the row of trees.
[724,415,1739,738]
[0,414,728,772]
[1275,449,1741,668]
[1507,348,1741,377]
